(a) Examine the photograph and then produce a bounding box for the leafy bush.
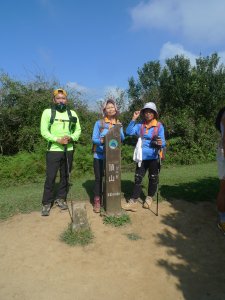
[165,120,217,165]
[73,144,93,174]
[0,151,45,185]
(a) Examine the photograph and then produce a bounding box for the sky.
[1,0,225,105]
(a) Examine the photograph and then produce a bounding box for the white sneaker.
[143,196,153,209]
[122,199,138,212]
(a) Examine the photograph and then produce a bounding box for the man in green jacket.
[40,88,81,216]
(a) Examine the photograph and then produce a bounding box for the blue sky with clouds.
[1,0,225,103]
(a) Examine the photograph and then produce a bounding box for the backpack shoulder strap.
[99,119,105,132]
[51,107,73,123]
[66,107,72,119]
[48,107,56,131]
[47,107,56,150]
[152,121,161,137]
[140,123,145,137]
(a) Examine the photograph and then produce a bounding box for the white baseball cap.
[140,102,158,117]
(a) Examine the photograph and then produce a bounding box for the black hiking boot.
[55,199,68,210]
[41,204,51,216]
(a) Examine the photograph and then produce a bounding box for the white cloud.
[66,82,126,100]
[130,0,225,45]
[65,82,127,110]
[159,42,225,67]
[159,42,197,65]
[66,82,105,109]
[66,81,89,94]
[130,0,181,32]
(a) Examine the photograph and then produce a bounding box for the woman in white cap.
[123,102,166,212]
[92,99,125,213]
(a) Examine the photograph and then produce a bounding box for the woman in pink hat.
[123,102,166,212]
[92,99,124,213]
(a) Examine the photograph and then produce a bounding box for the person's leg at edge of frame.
[143,159,158,209]
[122,161,147,212]
[217,178,225,234]
[41,151,60,216]
[99,159,104,208]
[93,158,103,213]
[217,150,225,233]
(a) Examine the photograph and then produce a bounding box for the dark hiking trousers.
[132,159,159,199]
[93,158,104,197]
[42,150,74,205]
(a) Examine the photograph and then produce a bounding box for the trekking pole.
[64,145,74,223]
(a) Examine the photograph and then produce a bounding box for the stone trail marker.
[103,124,122,215]
[72,202,89,231]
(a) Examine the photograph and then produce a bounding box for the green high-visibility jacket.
[40,108,81,151]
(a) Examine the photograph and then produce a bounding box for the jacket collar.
[104,117,117,124]
[144,119,157,128]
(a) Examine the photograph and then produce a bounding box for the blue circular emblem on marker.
[109,139,118,149]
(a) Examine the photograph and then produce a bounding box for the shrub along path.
[0,198,225,300]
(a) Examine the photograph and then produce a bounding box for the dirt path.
[0,199,225,300]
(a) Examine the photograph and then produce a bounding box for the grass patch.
[158,162,218,202]
[0,161,219,220]
[125,233,142,241]
[103,214,131,227]
[60,224,94,246]
[0,183,43,220]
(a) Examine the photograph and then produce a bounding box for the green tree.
[127,53,225,164]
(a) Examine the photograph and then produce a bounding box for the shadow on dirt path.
[159,177,225,300]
